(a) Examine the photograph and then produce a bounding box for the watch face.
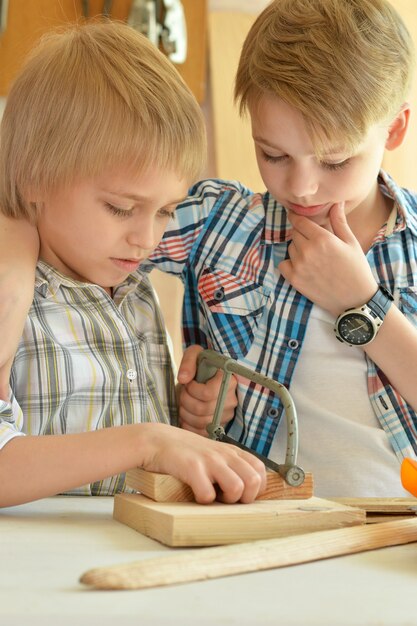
[337,312,374,345]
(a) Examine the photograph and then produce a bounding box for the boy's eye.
[320,158,351,171]
[157,207,175,220]
[104,202,132,217]
[261,151,287,164]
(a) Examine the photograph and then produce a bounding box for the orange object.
[401,458,417,497]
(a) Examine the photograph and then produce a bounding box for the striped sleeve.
[0,393,25,449]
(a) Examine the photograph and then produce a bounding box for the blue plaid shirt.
[148,171,417,462]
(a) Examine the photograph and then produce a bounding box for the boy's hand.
[140,422,266,504]
[177,345,238,436]
[279,203,378,316]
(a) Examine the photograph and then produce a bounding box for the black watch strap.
[367,285,394,319]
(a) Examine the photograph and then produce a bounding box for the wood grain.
[80,517,417,590]
[125,468,314,502]
[113,493,364,546]
[329,497,417,514]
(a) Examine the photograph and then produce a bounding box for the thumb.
[177,344,204,384]
[329,202,354,242]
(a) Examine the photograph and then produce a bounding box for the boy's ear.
[385,104,410,151]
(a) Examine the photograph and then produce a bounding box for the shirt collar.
[377,170,417,238]
[261,169,417,244]
[35,261,145,299]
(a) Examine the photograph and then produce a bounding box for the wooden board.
[328,497,417,524]
[113,493,365,547]
[81,517,417,590]
[125,468,314,502]
[329,497,417,514]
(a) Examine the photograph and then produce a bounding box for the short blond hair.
[235,0,415,155]
[0,20,206,220]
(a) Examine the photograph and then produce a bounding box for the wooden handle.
[80,517,417,590]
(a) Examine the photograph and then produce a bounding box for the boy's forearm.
[0,421,267,508]
[0,424,146,507]
[0,214,39,277]
[365,305,417,412]
[0,215,39,333]
[0,215,39,398]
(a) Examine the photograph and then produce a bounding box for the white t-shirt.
[270,305,409,497]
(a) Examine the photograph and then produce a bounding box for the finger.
[184,466,218,504]
[329,202,355,242]
[182,368,226,402]
[177,344,204,385]
[179,402,213,428]
[288,212,323,239]
[278,258,294,284]
[287,239,300,262]
[178,419,210,437]
[216,453,266,504]
[180,381,218,412]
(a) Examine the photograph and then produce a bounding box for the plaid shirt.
[0,262,177,495]
[149,171,417,462]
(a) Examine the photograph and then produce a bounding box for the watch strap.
[367,285,394,320]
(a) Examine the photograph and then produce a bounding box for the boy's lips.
[286,201,330,217]
[111,257,142,272]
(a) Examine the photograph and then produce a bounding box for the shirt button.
[267,407,279,419]
[288,339,299,350]
[213,288,225,302]
[126,369,137,382]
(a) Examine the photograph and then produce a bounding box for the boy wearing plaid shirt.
[1,0,417,497]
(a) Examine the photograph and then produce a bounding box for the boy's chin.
[287,208,331,229]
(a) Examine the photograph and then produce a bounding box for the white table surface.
[1,496,417,626]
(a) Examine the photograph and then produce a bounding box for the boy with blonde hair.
[0,21,266,507]
[2,0,417,497]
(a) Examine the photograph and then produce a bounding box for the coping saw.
[196,349,305,487]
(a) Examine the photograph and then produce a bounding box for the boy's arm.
[279,204,417,412]
[0,422,266,508]
[0,215,39,399]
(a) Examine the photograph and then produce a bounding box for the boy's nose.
[127,218,160,251]
[287,165,319,198]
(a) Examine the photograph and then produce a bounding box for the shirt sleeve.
[0,391,25,450]
[147,179,253,277]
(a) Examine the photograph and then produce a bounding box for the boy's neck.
[347,183,393,252]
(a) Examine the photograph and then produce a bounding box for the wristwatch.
[334,285,394,346]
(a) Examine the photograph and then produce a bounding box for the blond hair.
[235,0,415,155]
[0,20,206,220]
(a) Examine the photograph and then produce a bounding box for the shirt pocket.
[198,267,270,359]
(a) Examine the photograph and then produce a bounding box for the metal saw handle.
[196,349,304,487]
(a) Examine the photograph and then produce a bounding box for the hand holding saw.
[196,349,305,487]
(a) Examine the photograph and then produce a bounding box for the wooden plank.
[329,497,417,514]
[80,517,417,590]
[125,468,314,502]
[113,493,365,547]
